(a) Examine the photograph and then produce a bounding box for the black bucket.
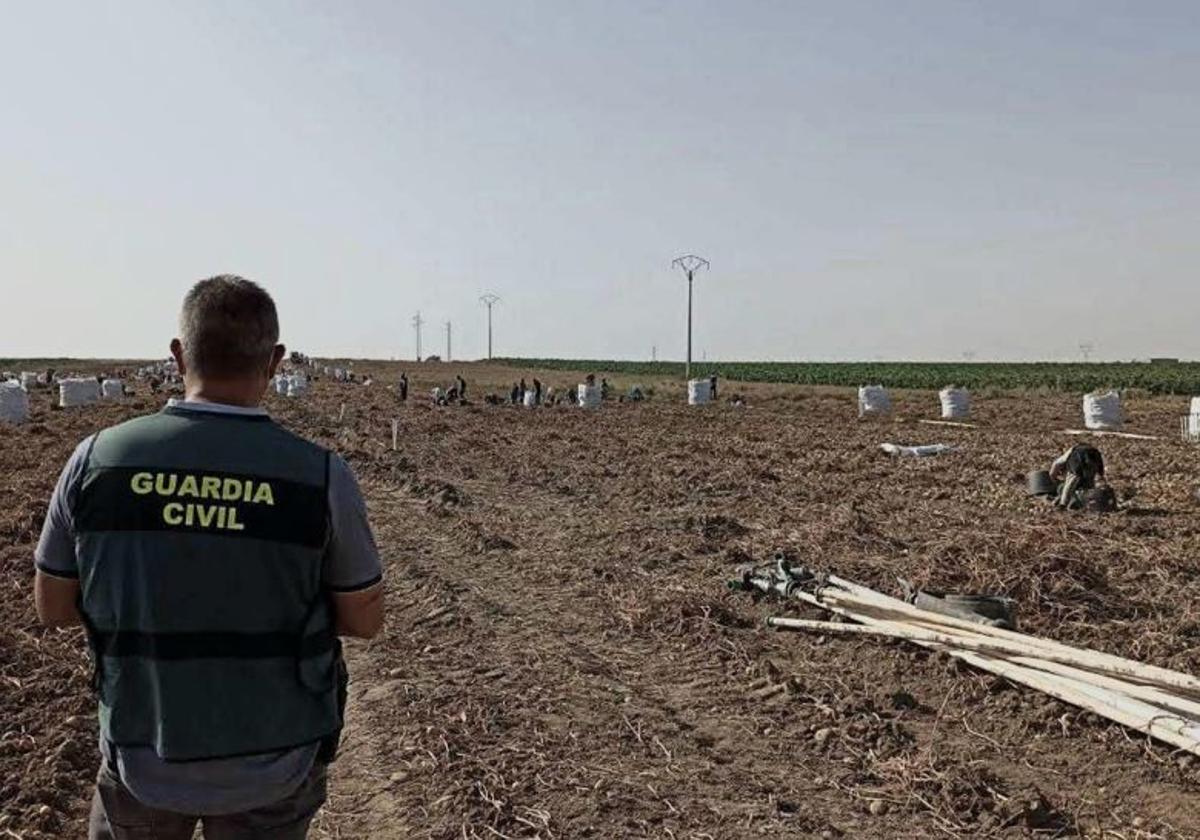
[1027,470,1056,497]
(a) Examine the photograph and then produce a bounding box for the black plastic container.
[1027,470,1056,497]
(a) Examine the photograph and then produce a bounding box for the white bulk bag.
[523,390,537,407]
[20,372,38,389]
[60,378,101,408]
[334,368,346,382]
[0,381,29,423]
[287,375,307,397]
[101,379,124,399]
[1083,390,1122,431]
[274,376,289,395]
[939,386,970,419]
[687,379,711,406]
[578,383,602,409]
[858,385,891,416]
[1189,397,1200,440]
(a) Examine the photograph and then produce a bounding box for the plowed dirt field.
[4,363,1200,838]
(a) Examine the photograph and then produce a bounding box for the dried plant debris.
[3,368,1200,838]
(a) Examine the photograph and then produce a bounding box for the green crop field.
[498,359,1200,394]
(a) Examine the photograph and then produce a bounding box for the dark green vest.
[73,406,340,761]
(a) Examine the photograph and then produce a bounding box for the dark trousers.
[88,759,327,840]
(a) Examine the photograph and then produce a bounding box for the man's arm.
[35,571,82,627]
[1048,447,1074,481]
[332,584,384,639]
[33,437,92,628]
[324,453,385,640]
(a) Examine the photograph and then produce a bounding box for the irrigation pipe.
[816,581,1200,696]
[769,617,1200,754]
[820,583,1200,696]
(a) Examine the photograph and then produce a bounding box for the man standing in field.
[33,275,385,839]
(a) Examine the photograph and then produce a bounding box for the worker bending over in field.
[34,275,384,840]
[1048,443,1110,510]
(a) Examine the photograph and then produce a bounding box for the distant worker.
[510,382,520,405]
[1048,443,1108,510]
[456,374,466,400]
[600,378,610,400]
[585,373,596,387]
[709,374,718,400]
[399,372,409,402]
[518,378,528,403]
[34,275,384,839]
[533,378,543,405]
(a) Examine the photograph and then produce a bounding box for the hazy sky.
[3,1,1198,362]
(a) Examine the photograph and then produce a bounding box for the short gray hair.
[179,275,279,378]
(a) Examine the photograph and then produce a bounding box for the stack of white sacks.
[577,383,602,409]
[0,380,29,423]
[273,373,308,397]
[101,379,124,400]
[60,378,101,408]
[687,380,711,406]
[20,372,38,389]
[938,386,970,419]
[858,385,891,417]
[1083,390,1122,431]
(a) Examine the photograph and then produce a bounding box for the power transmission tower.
[1079,341,1094,362]
[652,345,657,362]
[412,311,424,361]
[479,293,501,359]
[671,255,709,380]
[445,321,452,362]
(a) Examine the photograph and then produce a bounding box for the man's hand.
[35,570,82,628]
[332,583,384,639]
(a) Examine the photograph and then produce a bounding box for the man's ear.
[169,339,187,376]
[267,344,286,378]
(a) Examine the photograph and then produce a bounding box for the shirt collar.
[166,398,269,417]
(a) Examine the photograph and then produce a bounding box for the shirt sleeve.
[322,453,383,592]
[1048,447,1073,480]
[34,435,95,579]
